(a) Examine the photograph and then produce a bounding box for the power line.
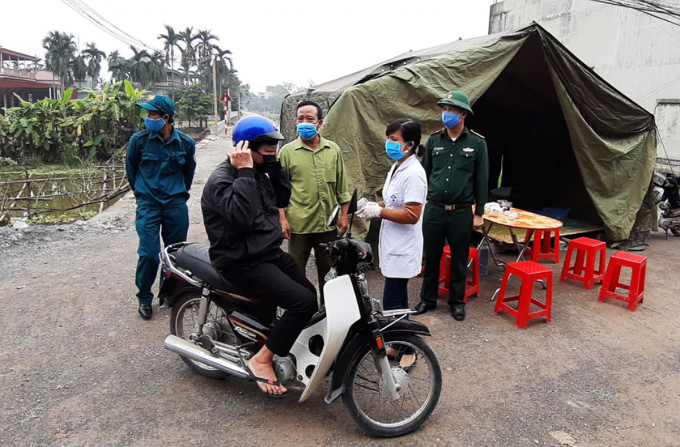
[588,0,680,26]
[72,0,159,51]
[59,0,159,53]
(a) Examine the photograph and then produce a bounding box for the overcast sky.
[1,0,494,92]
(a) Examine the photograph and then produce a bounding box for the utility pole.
[212,55,219,135]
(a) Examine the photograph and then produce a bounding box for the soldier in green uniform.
[412,91,489,321]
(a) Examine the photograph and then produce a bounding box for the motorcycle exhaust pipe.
[164,335,249,379]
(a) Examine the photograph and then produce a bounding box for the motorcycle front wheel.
[170,292,234,379]
[342,334,442,438]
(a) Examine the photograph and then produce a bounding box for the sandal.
[244,364,287,398]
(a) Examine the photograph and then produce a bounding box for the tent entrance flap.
[470,32,602,227]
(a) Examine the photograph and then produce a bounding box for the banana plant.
[0,81,145,163]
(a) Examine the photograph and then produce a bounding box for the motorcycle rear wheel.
[170,292,233,379]
[342,334,442,438]
[672,228,680,237]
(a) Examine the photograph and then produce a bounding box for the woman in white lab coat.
[357,118,428,312]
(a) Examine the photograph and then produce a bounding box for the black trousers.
[220,251,318,357]
[383,277,410,311]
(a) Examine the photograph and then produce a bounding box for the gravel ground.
[1,132,679,446]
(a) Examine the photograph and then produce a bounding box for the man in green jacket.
[279,101,351,297]
[413,91,489,321]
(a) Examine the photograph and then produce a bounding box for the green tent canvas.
[281,24,656,242]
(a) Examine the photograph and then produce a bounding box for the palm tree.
[129,46,152,88]
[148,50,167,91]
[70,54,88,89]
[196,29,219,86]
[82,42,106,90]
[107,50,129,82]
[213,46,233,95]
[158,25,181,97]
[42,30,77,94]
[178,27,199,84]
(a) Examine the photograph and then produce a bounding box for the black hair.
[296,100,323,120]
[385,118,425,157]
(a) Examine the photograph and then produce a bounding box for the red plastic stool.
[560,237,606,289]
[494,261,553,329]
[524,229,560,263]
[598,251,646,311]
[438,247,480,302]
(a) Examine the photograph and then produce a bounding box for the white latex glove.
[357,198,378,211]
[356,203,382,219]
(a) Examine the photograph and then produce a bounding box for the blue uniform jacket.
[125,128,197,207]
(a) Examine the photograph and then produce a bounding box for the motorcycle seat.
[174,243,259,303]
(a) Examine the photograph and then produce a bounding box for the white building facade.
[489,0,680,163]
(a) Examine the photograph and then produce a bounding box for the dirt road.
[1,133,679,446]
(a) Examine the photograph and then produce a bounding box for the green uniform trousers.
[420,204,473,307]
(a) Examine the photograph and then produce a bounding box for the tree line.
[40,25,248,105]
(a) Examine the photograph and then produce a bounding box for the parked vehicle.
[654,172,680,238]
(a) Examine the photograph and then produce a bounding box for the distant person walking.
[125,95,196,320]
[278,101,351,296]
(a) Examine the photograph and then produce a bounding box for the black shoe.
[451,304,466,321]
[138,304,153,320]
[412,301,436,315]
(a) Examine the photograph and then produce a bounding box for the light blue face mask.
[297,123,318,140]
[145,117,165,131]
[442,112,460,129]
[385,140,406,161]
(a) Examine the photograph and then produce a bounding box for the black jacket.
[201,159,291,269]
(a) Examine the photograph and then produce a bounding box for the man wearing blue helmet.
[126,95,196,320]
[201,115,317,397]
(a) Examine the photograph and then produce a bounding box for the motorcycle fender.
[160,277,198,307]
[324,317,431,404]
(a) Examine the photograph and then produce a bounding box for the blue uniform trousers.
[135,202,189,305]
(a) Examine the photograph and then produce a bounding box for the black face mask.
[256,154,280,173]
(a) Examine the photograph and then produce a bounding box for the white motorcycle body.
[290,274,361,402]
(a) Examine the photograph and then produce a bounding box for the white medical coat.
[379,155,428,278]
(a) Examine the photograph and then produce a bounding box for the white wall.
[655,101,680,162]
[490,0,680,161]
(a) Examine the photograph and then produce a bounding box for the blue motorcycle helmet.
[232,115,284,147]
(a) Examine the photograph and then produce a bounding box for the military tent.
[280,24,656,242]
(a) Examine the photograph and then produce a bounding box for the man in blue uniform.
[125,95,197,320]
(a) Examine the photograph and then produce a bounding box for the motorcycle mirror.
[345,187,359,238]
[348,188,359,215]
[327,204,341,227]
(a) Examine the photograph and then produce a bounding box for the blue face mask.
[145,117,165,132]
[297,123,318,140]
[442,112,460,129]
[385,141,406,161]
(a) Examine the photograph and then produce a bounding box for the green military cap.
[438,90,474,115]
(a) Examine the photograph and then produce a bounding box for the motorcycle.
[160,191,442,437]
[654,172,680,239]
